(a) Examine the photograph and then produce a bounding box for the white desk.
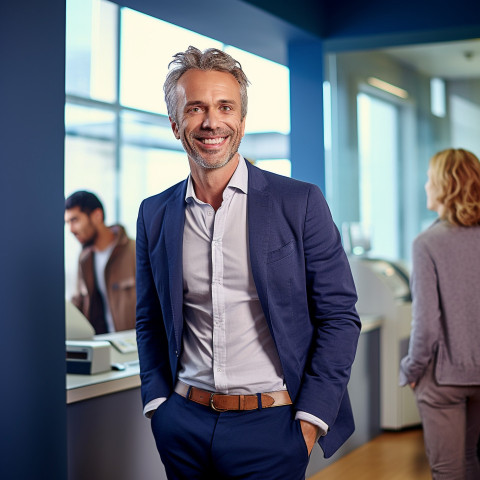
[66,332,140,404]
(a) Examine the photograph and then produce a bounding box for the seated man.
[65,191,135,333]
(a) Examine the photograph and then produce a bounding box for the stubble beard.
[183,128,241,170]
[81,223,98,248]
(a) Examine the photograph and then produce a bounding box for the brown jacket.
[72,225,136,332]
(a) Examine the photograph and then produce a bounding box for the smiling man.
[135,46,361,480]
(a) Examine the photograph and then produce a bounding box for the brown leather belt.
[174,382,292,412]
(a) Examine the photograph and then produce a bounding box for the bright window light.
[66,0,118,102]
[120,8,222,114]
[323,81,332,151]
[431,77,446,117]
[225,46,290,135]
[255,159,291,177]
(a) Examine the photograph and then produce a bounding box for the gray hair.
[164,46,249,123]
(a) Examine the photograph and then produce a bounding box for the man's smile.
[200,137,227,145]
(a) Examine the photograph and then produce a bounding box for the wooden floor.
[309,428,431,480]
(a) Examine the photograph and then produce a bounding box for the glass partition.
[66,0,118,102]
[324,39,480,264]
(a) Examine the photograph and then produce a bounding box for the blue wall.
[0,2,67,479]
[288,41,326,191]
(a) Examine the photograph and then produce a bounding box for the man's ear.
[169,116,180,140]
[90,208,104,225]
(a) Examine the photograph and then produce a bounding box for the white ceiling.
[380,38,480,80]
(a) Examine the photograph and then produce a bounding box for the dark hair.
[65,191,104,219]
[164,46,250,124]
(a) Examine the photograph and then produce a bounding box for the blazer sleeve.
[399,237,440,385]
[136,200,173,406]
[294,185,361,426]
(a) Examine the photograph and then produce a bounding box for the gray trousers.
[414,360,480,480]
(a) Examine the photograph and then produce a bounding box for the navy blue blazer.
[136,159,361,458]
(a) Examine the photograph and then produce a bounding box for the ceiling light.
[367,77,408,99]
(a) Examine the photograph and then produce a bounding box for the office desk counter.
[66,333,140,404]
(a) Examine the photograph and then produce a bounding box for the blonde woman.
[400,148,480,479]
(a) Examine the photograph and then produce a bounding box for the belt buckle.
[210,393,228,412]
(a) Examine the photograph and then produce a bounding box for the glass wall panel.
[64,132,116,299]
[121,110,180,151]
[120,8,222,114]
[357,93,399,259]
[66,0,118,102]
[64,103,116,141]
[325,40,480,265]
[225,46,290,135]
[120,146,189,236]
[450,94,480,154]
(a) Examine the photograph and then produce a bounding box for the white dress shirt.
[93,243,115,332]
[178,156,285,393]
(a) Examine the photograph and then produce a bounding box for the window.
[66,0,118,102]
[119,9,223,114]
[325,44,480,265]
[357,93,400,259]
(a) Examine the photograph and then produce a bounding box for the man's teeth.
[202,137,225,144]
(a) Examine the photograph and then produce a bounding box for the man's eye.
[190,107,201,113]
[220,106,232,111]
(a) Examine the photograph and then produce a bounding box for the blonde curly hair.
[429,148,480,226]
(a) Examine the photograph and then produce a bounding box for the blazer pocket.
[267,240,294,264]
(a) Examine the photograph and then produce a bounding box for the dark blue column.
[0,1,67,479]
[288,41,326,192]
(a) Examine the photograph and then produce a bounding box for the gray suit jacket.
[400,219,480,386]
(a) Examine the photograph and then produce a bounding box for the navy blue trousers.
[151,392,310,480]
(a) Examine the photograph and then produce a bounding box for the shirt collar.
[185,154,248,203]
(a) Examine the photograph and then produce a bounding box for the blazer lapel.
[163,181,187,352]
[246,162,272,324]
